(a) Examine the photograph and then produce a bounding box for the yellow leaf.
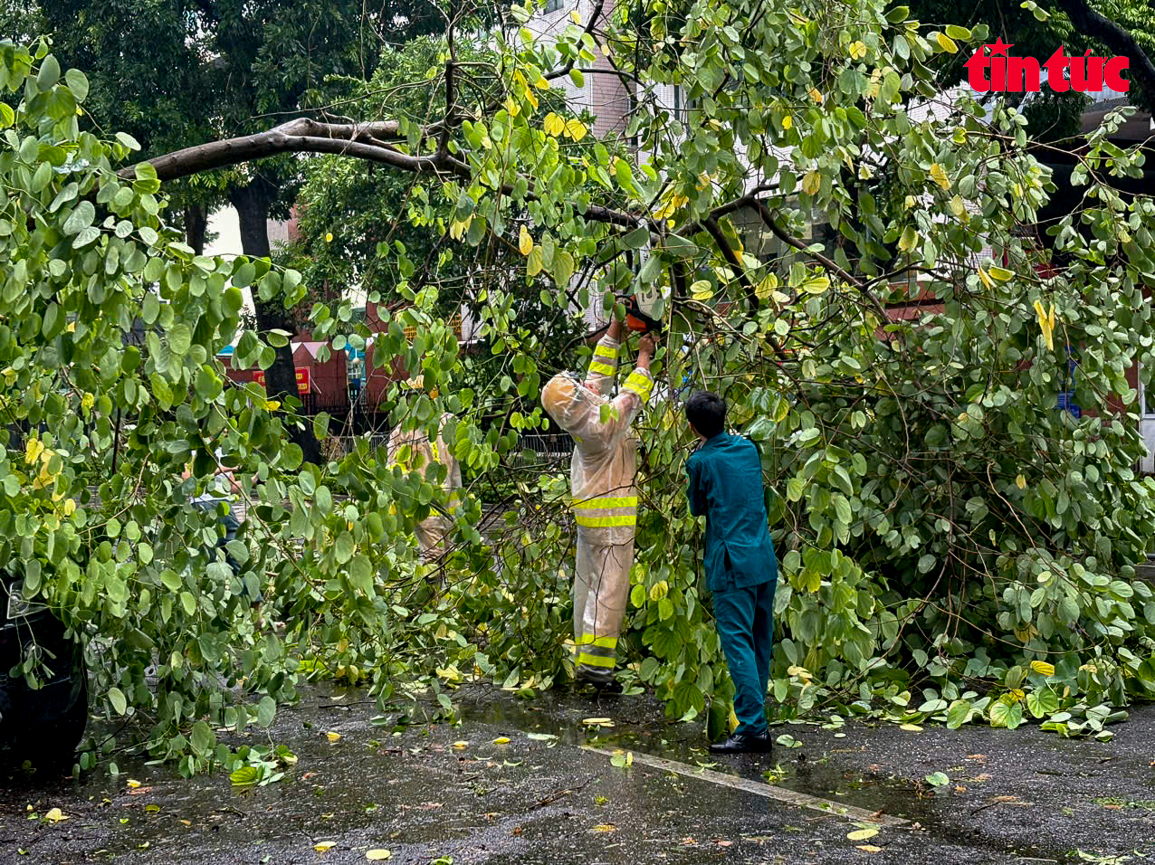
[570,10,581,23]
[519,225,533,256]
[1015,474,1026,490]
[527,246,544,277]
[534,75,550,90]
[929,163,950,190]
[978,267,992,289]
[936,32,959,53]
[326,731,341,742]
[755,273,779,301]
[564,118,588,141]
[809,87,823,103]
[849,40,867,60]
[949,195,967,218]
[592,824,617,833]
[525,88,539,110]
[453,740,469,749]
[583,717,613,726]
[262,399,281,411]
[366,851,392,861]
[801,276,831,295]
[449,217,470,241]
[543,112,565,137]
[63,499,76,516]
[492,737,511,745]
[988,266,1013,281]
[847,827,879,841]
[126,779,141,789]
[315,841,336,852]
[782,114,793,130]
[728,706,739,732]
[802,171,821,196]
[857,845,884,853]
[900,723,923,732]
[858,164,873,180]
[503,97,521,117]
[325,232,334,243]
[45,808,68,823]
[690,280,714,301]
[1034,300,1055,351]
[1030,661,1056,677]
[25,437,43,464]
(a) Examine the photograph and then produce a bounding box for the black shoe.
[575,666,623,694]
[709,731,773,754]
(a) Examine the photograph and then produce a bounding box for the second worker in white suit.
[542,318,656,691]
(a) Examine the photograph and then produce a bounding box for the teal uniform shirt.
[686,432,777,593]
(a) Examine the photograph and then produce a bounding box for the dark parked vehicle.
[0,576,88,764]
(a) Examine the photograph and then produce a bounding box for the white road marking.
[582,746,909,828]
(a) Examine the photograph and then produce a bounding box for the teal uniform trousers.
[686,432,778,736]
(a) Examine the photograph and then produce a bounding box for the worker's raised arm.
[578,333,657,449]
[584,318,624,397]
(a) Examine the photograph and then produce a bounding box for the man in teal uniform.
[684,391,778,754]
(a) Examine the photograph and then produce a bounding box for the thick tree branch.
[1052,0,1155,103]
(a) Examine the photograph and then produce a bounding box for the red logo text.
[964,39,1129,93]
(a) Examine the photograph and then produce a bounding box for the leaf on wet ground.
[857,845,883,853]
[492,737,510,744]
[365,850,392,861]
[44,808,68,823]
[326,731,342,742]
[526,732,557,741]
[925,772,950,787]
[847,827,879,841]
[315,841,337,852]
[582,717,614,728]
[899,724,923,732]
[592,823,617,833]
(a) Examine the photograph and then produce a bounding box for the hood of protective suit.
[542,373,605,434]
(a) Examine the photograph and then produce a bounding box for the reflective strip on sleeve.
[594,344,618,361]
[588,361,616,376]
[623,370,654,403]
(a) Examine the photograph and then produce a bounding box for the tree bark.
[231,178,323,465]
[184,203,208,255]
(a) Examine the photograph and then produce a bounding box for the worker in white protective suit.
[387,376,462,561]
[542,318,656,691]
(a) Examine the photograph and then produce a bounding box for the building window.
[544,0,562,13]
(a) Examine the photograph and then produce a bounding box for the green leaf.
[62,201,95,236]
[230,766,259,787]
[64,68,89,101]
[179,591,197,616]
[925,771,950,787]
[108,687,127,716]
[257,695,277,728]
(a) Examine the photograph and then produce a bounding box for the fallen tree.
[5,0,1155,772]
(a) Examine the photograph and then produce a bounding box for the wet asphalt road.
[3,684,1153,864]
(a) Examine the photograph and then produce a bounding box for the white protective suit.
[542,332,654,677]
[387,412,462,560]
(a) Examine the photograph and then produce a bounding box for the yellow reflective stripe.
[577,652,616,668]
[588,361,615,376]
[624,371,654,403]
[575,514,636,528]
[577,634,617,648]
[593,344,618,361]
[574,496,637,509]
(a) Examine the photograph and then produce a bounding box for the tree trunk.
[185,204,208,255]
[231,179,323,466]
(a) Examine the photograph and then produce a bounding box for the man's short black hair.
[685,390,726,438]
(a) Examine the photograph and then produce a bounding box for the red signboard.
[253,368,310,394]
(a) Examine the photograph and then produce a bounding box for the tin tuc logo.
[964,38,1130,93]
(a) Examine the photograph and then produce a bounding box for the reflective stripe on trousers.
[573,532,634,673]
